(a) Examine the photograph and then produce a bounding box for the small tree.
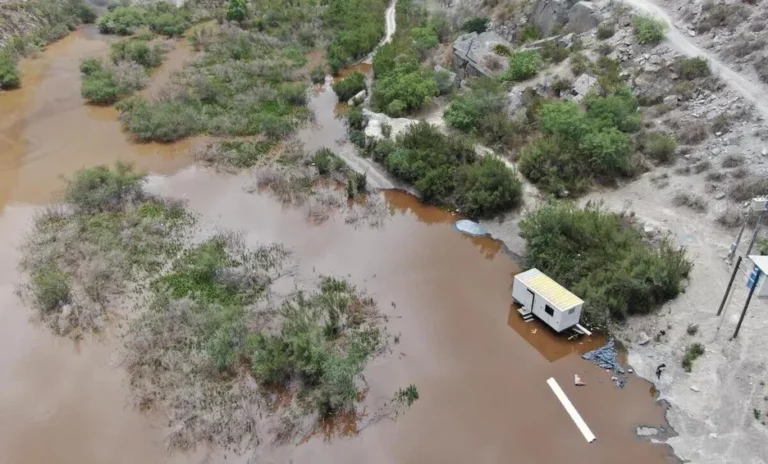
[0,54,21,90]
[226,0,248,22]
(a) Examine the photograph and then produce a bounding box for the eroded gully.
[0,16,678,464]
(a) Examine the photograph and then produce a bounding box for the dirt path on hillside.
[621,0,768,120]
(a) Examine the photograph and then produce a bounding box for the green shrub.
[456,157,523,218]
[310,65,326,84]
[519,202,692,329]
[118,98,201,142]
[682,343,705,372]
[111,39,166,69]
[79,57,102,76]
[81,66,121,105]
[98,6,147,35]
[373,63,439,116]
[326,0,389,72]
[332,71,367,101]
[581,128,633,177]
[584,90,641,133]
[493,44,511,56]
[313,148,346,175]
[676,57,710,80]
[519,24,542,42]
[461,17,489,33]
[0,54,21,90]
[633,15,667,45]
[503,50,541,82]
[541,40,569,63]
[64,162,145,213]
[411,26,439,54]
[642,133,678,162]
[347,106,366,130]
[597,22,616,39]
[31,265,72,312]
[226,0,248,21]
[149,12,190,37]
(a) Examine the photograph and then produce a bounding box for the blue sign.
[748,266,762,290]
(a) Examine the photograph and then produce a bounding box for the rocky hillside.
[0,0,97,49]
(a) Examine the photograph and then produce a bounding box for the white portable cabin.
[512,269,584,333]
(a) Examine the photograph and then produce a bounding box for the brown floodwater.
[0,26,677,464]
[0,26,196,213]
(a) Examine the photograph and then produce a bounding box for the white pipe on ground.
[546,377,596,443]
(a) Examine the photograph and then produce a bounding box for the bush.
[519,202,692,328]
[64,162,145,213]
[226,0,248,21]
[597,22,616,39]
[118,98,201,142]
[456,156,523,218]
[373,64,439,116]
[347,106,366,130]
[0,54,21,90]
[30,265,72,312]
[711,114,730,134]
[633,15,667,45]
[313,148,346,175]
[149,12,190,37]
[676,57,711,80]
[411,26,439,55]
[686,323,699,335]
[326,0,389,72]
[310,65,326,84]
[642,133,677,162]
[111,39,166,69]
[730,177,768,202]
[679,123,709,144]
[721,154,744,168]
[541,41,569,63]
[503,50,541,82]
[98,6,147,35]
[493,44,511,56]
[461,17,489,33]
[332,71,367,101]
[81,67,121,105]
[673,192,707,212]
[682,343,705,372]
[382,122,521,216]
[519,24,541,42]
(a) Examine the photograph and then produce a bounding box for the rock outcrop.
[453,31,513,79]
[532,0,575,35]
[567,1,600,34]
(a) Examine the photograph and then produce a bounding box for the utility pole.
[733,268,761,339]
[717,256,742,316]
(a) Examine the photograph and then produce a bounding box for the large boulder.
[567,1,600,34]
[348,89,367,106]
[453,31,513,78]
[569,73,598,101]
[363,109,418,140]
[434,65,458,94]
[532,0,575,35]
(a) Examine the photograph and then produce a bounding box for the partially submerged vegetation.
[20,162,410,449]
[520,202,692,330]
[97,1,191,36]
[20,164,189,336]
[362,121,522,218]
[0,0,96,89]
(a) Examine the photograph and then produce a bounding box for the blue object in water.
[582,339,627,388]
[454,219,488,237]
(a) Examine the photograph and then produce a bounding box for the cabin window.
[568,308,575,314]
[545,305,554,317]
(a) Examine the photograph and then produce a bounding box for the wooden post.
[733,268,760,339]
[717,256,742,316]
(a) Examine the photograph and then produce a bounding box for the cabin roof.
[515,269,583,311]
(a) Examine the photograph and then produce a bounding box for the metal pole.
[733,269,760,339]
[745,208,767,257]
[717,256,742,316]
[728,211,751,263]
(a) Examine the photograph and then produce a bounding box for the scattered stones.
[691,386,701,392]
[638,331,651,345]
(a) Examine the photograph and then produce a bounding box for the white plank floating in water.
[546,377,596,443]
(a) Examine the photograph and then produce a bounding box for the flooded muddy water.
[0,25,676,464]
[0,27,196,212]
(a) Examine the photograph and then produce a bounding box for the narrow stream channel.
[0,16,678,464]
